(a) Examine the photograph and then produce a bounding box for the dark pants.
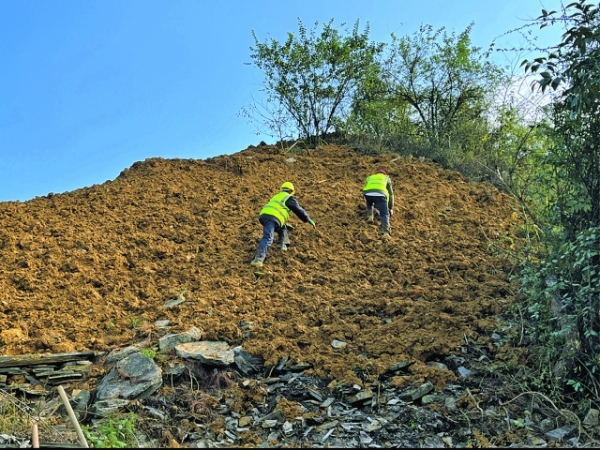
[365,195,390,233]
[254,216,289,261]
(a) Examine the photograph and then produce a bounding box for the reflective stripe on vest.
[363,173,389,199]
[260,192,292,225]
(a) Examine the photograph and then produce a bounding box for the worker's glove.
[389,209,394,216]
[308,219,316,228]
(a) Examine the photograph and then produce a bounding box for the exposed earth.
[0,144,549,446]
[0,144,522,385]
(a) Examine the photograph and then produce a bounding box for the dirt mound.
[0,144,522,389]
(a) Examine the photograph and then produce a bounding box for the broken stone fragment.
[104,345,144,367]
[399,381,434,402]
[320,397,335,408]
[60,360,93,373]
[388,360,411,372]
[457,366,471,377]
[545,424,577,441]
[331,339,346,349]
[95,352,162,400]
[315,420,339,432]
[426,361,448,371]
[233,347,264,376]
[583,408,599,426]
[92,399,130,417]
[158,327,202,352]
[261,419,278,428]
[284,362,312,372]
[163,360,186,376]
[346,389,374,404]
[175,340,234,366]
[282,421,294,436]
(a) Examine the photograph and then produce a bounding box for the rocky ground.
[0,144,598,447]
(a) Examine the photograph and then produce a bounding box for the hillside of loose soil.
[0,144,523,389]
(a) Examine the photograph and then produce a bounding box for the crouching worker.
[362,169,394,237]
[251,182,316,268]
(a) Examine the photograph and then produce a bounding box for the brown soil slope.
[0,145,522,388]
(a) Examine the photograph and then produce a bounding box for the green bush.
[82,412,137,448]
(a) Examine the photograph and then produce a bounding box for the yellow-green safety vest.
[260,191,292,225]
[363,173,390,199]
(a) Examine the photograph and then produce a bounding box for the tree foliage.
[518,0,600,403]
[249,19,383,146]
[382,24,503,162]
[522,0,600,231]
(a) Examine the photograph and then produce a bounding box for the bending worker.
[251,182,316,268]
[362,169,394,237]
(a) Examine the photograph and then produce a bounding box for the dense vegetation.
[244,0,600,412]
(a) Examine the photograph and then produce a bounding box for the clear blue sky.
[0,0,565,202]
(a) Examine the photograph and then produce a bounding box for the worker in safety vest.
[362,169,394,236]
[251,182,316,268]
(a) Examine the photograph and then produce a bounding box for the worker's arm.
[285,196,311,223]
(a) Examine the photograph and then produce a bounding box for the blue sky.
[0,0,565,202]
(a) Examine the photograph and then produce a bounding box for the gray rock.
[103,345,143,367]
[175,341,234,366]
[457,366,471,377]
[583,408,599,426]
[163,360,186,376]
[388,360,411,372]
[444,396,457,410]
[421,394,439,404]
[158,327,202,352]
[426,361,448,371]
[539,417,555,432]
[527,435,547,446]
[233,347,264,376]
[94,352,162,400]
[261,409,285,424]
[331,339,346,349]
[144,405,168,421]
[545,424,576,441]
[315,420,339,432]
[347,389,373,404]
[400,381,434,401]
[282,421,294,436]
[92,399,130,417]
[423,435,447,448]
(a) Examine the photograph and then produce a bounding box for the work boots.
[250,256,264,268]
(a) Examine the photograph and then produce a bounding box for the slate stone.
[158,327,202,352]
[175,341,234,366]
[94,352,162,400]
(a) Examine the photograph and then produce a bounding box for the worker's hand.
[308,219,316,228]
[390,209,394,216]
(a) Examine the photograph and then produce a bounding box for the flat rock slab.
[175,341,234,366]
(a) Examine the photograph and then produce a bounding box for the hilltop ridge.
[0,144,522,388]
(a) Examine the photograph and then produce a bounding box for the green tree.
[340,55,416,154]
[382,24,503,164]
[249,19,383,147]
[523,0,600,231]
[519,0,600,402]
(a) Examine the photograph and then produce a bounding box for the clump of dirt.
[0,144,523,389]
